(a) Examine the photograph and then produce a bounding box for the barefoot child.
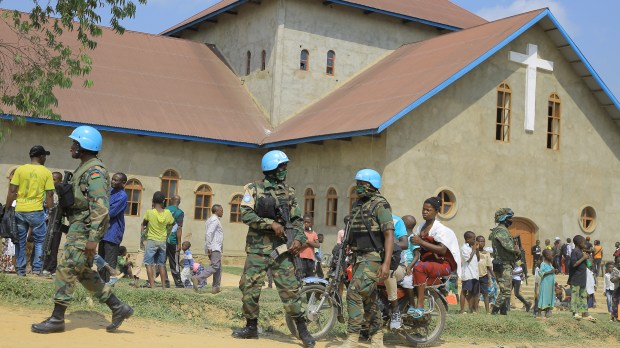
[569,235,596,322]
[538,249,557,319]
[180,241,194,288]
[142,192,175,289]
[460,231,479,313]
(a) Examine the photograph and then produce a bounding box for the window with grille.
[161,169,179,207]
[300,49,309,71]
[348,186,358,215]
[326,187,338,226]
[496,83,511,142]
[547,93,561,150]
[194,184,213,220]
[230,194,243,223]
[304,188,315,218]
[326,50,335,76]
[124,179,143,216]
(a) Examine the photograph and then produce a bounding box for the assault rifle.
[514,235,528,285]
[40,171,73,274]
[271,201,304,280]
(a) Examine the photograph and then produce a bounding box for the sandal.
[408,308,425,319]
[585,316,597,322]
[573,314,582,321]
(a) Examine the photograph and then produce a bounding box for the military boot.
[295,317,316,348]
[31,303,66,334]
[491,305,500,315]
[105,294,134,332]
[232,318,258,339]
[370,330,385,348]
[499,304,508,315]
[339,333,359,348]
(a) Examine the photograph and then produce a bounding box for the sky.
[0,0,618,97]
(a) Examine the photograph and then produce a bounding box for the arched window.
[304,188,315,218]
[246,50,251,76]
[496,83,511,142]
[261,50,266,71]
[547,93,561,150]
[300,49,309,71]
[194,184,213,220]
[326,187,338,226]
[348,186,358,215]
[161,169,179,206]
[326,50,335,76]
[124,179,143,216]
[230,194,243,223]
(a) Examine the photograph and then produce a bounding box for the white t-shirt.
[604,273,615,291]
[512,265,523,281]
[460,242,479,281]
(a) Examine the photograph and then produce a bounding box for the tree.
[0,0,147,141]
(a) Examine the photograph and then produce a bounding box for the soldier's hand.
[289,240,302,255]
[85,241,98,260]
[271,221,285,237]
[377,262,390,280]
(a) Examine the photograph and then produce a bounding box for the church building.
[1,0,618,267]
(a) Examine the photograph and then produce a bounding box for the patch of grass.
[221,265,244,276]
[0,274,617,346]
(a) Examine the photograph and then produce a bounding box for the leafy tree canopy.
[0,0,147,140]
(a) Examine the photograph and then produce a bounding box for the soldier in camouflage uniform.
[32,126,133,334]
[488,208,520,315]
[341,169,394,348]
[232,150,315,348]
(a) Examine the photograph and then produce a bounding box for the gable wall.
[380,24,620,249]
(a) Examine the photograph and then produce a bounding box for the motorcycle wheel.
[286,284,338,340]
[402,291,447,347]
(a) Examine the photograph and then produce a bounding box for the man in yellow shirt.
[5,145,55,276]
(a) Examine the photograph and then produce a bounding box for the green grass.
[0,274,617,345]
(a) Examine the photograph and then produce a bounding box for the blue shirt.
[402,236,421,265]
[183,250,194,269]
[102,188,128,244]
[392,214,407,240]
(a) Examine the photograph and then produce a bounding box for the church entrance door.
[509,218,536,270]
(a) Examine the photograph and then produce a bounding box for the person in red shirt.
[298,213,319,278]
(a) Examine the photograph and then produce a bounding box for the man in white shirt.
[193,204,224,294]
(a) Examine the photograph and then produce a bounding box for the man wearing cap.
[4,145,55,276]
[32,126,133,334]
[489,208,520,315]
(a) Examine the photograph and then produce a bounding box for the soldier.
[32,126,133,333]
[341,169,394,348]
[232,150,315,348]
[488,208,520,315]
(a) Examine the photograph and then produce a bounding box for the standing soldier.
[32,126,133,334]
[232,150,315,348]
[341,169,394,348]
[488,208,519,315]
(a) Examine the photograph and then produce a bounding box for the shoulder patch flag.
[90,171,101,180]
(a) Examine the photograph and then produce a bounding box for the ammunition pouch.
[492,259,505,273]
[257,195,277,220]
[56,182,75,209]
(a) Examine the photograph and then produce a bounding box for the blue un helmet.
[261,150,289,172]
[69,125,103,151]
[355,168,382,189]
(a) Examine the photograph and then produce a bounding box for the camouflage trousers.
[54,232,112,306]
[494,263,513,310]
[346,253,382,334]
[239,253,302,320]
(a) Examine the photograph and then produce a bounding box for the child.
[93,255,120,285]
[604,261,616,321]
[476,236,494,314]
[180,241,194,288]
[192,262,207,289]
[511,260,532,312]
[460,231,479,314]
[532,258,542,316]
[568,235,596,322]
[1,238,15,272]
[142,191,175,289]
[402,233,421,315]
[117,246,140,286]
[537,249,556,319]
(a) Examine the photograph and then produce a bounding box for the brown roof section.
[339,0,486,29]
[263,10,545,145]
[162,0,486,35]
[0,15,270,146]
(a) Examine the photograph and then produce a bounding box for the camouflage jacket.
[489,225,518,263]
[240,178,306,255]
[67,157,110,244]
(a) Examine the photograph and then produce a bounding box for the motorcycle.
[286,240,448,346]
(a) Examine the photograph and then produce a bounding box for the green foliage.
[0,0,147,141]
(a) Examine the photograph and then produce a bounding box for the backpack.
[0,205,17,243]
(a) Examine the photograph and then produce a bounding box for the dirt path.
[0,305,514,348]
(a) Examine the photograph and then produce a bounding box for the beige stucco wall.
[379,23,620,251]
[179,0,440,127]
[0,126,264,256]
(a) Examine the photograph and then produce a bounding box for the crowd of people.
[1,136,620,347]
